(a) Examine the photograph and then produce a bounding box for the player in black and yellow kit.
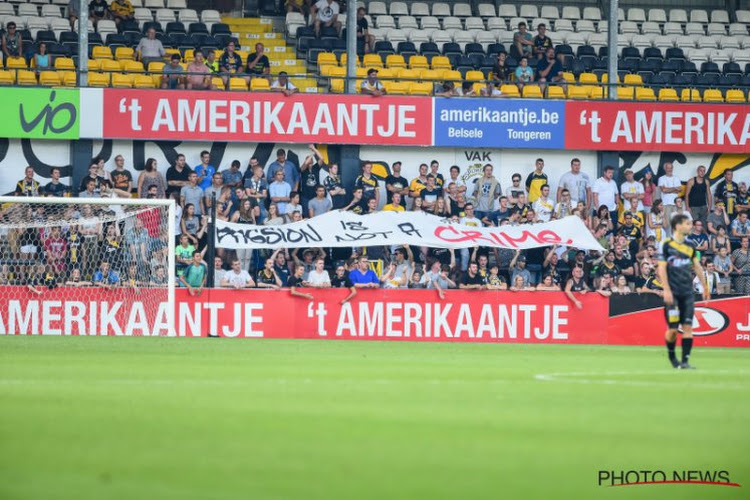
[657,214,710,369]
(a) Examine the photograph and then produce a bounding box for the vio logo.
[19,90,76,135]
[681,307,730,336]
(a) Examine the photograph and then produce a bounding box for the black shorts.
[664,293,695,328]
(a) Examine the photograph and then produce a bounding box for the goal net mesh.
[0,198,174,336]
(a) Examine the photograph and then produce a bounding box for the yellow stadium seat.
[623,74,643,86]
[355,79,364,92]
[211,77,225,90]
[681,88,701,102]
[522,85,543,98]
[725,89,746,103]
[87,59,102,71]
[317,52,338,67]
[561,72,576,83]
[465,70,484,82]
[588,86,604,99]
[703,89,724,103]
[443,70,461,81]
[122,61,145,73]
[0,70,13,85]
[658,88,679,101]
[430,56,451,70]
[115,47,135,60]
[88,72,110,87]
[39,71,61,86]
[362,54,383,68]
[5,57,27,69]
[397,68,420,81]
[472,82,484,95]
[635,87,656,101]
[100,59,121,73]
[385,54,406,68]
[250,78,270,91]
[567,85,589,99]
[92,46,113,59]
[409,82,433,96]
[164,48,181,60]
[330,78,344,93]
[16,70,37,85]
[111,73,134,88]
[229,77,247,91]
[385,81,409,95]
[600,73,620,83]
[578,72,598,84]
[133,74,155,88]
[547,86,566,98]
[182,49,195,63]
[377,68,394,80]
[500,84,520,97]
[408,55,428,69]
[339,53,360,67]
[617,86,634,100]
[147,61,165,73]
[320,64,338,77]
[355,67,368,78]
[420,69,442,81]
[60,71,76,86]
[326,66,346,79]
[54,57,75,70]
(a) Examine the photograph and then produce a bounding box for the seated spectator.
[514,56,534,90]
[180,203,207,249]
[161,54,185,89]
[180,251,207,296]
[109,0,134,26]
[312,0,342,37]
[1,22,21,60]
[286,0,309,15]
[513,22,533,58]
[136,27,166,67]
[205,50,219,74]
[219,41,243,84]
[33,43,50,74]
[612,275,631,295]
[271,71,298,96]
[536,274,561,291]
[15,166,40,197]
[348,256,379,288]
[361,68,385,96]
[532,23,553,60]
[356,7,374,54]
[731,211,750,237]
[221,259,256,288]
[244,43,271,82]
[109,155,133,194]
[43,167,70,197]
[435,81,459,97]
[186,51,215,90]
[137,158,167,199]
[492,52,509,82]
[536,47,564,94]
[693,261,719,296]
[88,0,109,27]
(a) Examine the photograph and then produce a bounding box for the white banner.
[215,211,604,251]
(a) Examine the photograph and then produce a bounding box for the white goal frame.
[0,195,176,336]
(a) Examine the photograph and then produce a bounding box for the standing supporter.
[300,146,323,212]
[429,161,444,187]
[109,155,133,195]
[194,151,215,190]
[532,184,554,222]
[287,264,313,299]
[137,158,167,198]
[355,162,379,208]
[44,167,70,197]
[641,169,656,213]
[166,154,192,199]
[458,204,482,271]
[657,162,682,235]
[714,169,739,219]
[646,199,667,247]
[323,163,347,209]
[409,164,429,200]
[492,52,509,82]
[554,189,574,219]
[348,256,379,288]
[344,187,364,214]
[525,158,547,203]
[684,165,712,225]
[385,161,409,207]
[473,164,502,221]
[204,172,224,212]
[620,169,645,214]
[212,257,226,288]
[419,175,442,211]
[592,165,620,227]
[266,149,299,192]
[221,160,244,189]
[312,0,342,37]
[180,172,205,216]
[180,251,207,296]
[308,185,332,217]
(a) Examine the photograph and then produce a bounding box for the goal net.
[0,196,175,336]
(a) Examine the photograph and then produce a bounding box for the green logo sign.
[1,88,79,139]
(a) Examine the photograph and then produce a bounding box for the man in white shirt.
[459,203,482,272]
[221,259,255,288]
[533,184,554,222]
[557,157,591,210]
[312,0,341,37]
[592,165,620,226]
[620,169,645,212]
[657,162,682,237]
[306,258,331,287]
[270,71,298,97]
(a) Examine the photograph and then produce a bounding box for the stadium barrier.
[1,286,747,347]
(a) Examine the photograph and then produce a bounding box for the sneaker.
[670,358,680,368]
[678,362,696,370]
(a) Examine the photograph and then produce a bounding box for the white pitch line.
[534,370,750,389]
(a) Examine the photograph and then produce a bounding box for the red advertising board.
[608,296,750,348]
[101,89,433,145]
[565,101,750,153]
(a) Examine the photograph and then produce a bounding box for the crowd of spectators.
[5,148,750,300]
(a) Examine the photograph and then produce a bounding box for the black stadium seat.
[700,62,720,75]
[486,43,505,56]
[188,22,208,35]
[665,47,685,61]
[166,22,186,34]
[643,47,662,60]
[211,23,230,36]
[723,62,742,75]
[465,43,484,55]
[36,30,56,44]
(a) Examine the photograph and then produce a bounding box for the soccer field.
[0,337,748,500]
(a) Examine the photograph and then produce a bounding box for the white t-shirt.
[315,0,339,22]
[307,269,331,286]
[533,197,554,222]
[223,270,252,287]
[558,171,590,204]
[460,216,482,227]
[658,175,681,206]
[592,177,619,210]
[620,180,645,212]
[272,79,297,91]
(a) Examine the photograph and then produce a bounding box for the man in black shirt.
[299,150,322,215]
[356,7,374,54]
[532,23,553,60]
[166,154,192,199]
[78,162,111,196]
[713,169,739,218]
[658,214,710,369]
[459,262,486,290]
[536,47,564,94]
[44,167,70,197]
[385,161,408,207]
[245,42,270,81]
[88,0,109,27]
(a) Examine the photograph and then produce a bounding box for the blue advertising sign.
[433,98,566,149]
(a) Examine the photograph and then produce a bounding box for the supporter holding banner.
[215,210,604,251]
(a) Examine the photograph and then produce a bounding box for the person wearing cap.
[266,148,300,191]
[361,68,386,96]
[509,250,532,288]
[271,71,298,96]
[161,54,185,89]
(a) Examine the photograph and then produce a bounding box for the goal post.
[0,196,176,336]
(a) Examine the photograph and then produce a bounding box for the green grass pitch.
[0,337,748,500]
